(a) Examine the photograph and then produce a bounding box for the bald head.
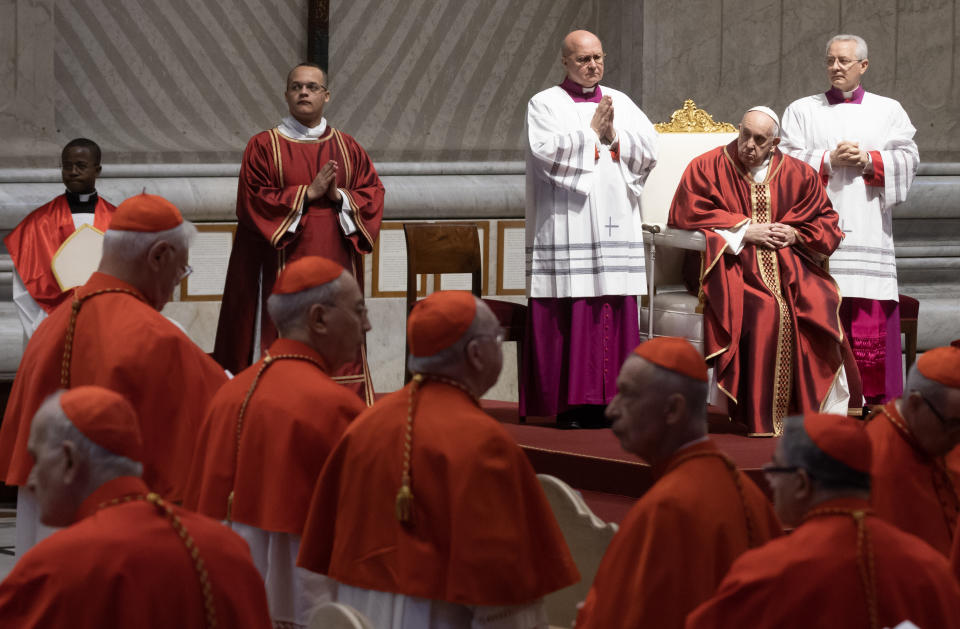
[562,30,601,56]
[561,30,605,88]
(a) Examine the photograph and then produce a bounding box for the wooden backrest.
[403,222,483,311]
[402,222,484,383]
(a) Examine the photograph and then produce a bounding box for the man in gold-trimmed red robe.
[669,107,846,435]
[213,63,384,404]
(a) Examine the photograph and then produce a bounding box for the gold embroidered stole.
[723,148,793,434]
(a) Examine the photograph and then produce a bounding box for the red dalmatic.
[213,126,384,404]
[669,142,845,435]
[4,194,116,313]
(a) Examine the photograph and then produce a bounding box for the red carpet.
[481,399,777,523]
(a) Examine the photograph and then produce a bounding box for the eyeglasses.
[569,53,606,66]
[178,265,193,282]
[914,391,960,429]
[475,330,505,345]
[287,82,327,94]
[331,302,368,320]
[824,56,863,69]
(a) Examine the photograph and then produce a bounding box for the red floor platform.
[481,400,777,523]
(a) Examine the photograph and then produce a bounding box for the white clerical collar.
[843,88,857,99]
[749,156,772,183]
[582,85,596,94]
[278,116,328,140]
[67,191,96,202]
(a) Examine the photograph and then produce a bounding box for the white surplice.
[229,522,336,629]
[780,91,919,301]
[525,85,658,299]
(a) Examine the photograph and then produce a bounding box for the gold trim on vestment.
[342,189,374,248]
[332,375,366,383]
[268,129,284,184]
[270,185,307,248]
[717,381,737,404]
[750,181,793,436]
[332,129,354,188]
[698,216,751,368]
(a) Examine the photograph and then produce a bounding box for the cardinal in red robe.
[298,291,578,628]
[213,63,383,404]
[575,338,782,629]
[0,194,227,555]
[668,107,846,435]
[0,386,272,628]
[687,413,960,629]
[867,346,960,556]
[185,257,369,627]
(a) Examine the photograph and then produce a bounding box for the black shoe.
[556,409,581,429]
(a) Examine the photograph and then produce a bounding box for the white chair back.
[640,131,738,226]
[537,474,619,629]
[308,601,375,629]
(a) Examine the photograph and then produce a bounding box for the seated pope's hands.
[769,223,797,247]
[744,223,795,249]
[307,160,342,203]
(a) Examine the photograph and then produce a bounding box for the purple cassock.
[520,296,640,417]
[520,76,652,418]
[840,297,902,404]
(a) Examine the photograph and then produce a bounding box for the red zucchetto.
[803,412,871,474]
[272,256,345,295]
[108,193,183,232]
[407,291,477,357]
[633,336,708,382]
[917,345,960,388]
[59,386,143,462]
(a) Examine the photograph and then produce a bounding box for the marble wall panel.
[0,0,59,160]
[325,0,597,162]
[780,0,840,101]
[5,1,960,164]
[839,0,898,96]
[641,0,725,122]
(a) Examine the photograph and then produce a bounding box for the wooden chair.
[537,474,618,629]
[403,223,527,412]
[308,602,374,629]
[899,294,919,373]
